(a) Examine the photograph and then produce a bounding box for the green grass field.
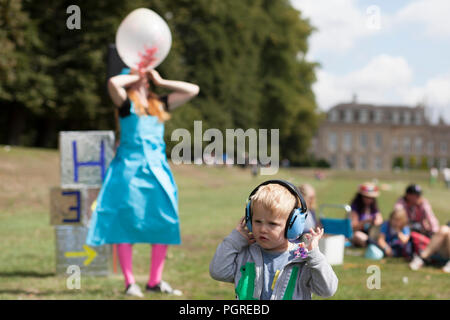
[0,146,449,300]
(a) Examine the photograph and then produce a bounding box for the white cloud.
[290,0,450,122]
[313,54,450,122]
[405,74,450,122]
[314,54,413,108]
[395,0,450,37]
[290,0,390,56]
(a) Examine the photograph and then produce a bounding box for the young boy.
[209,182,338,300]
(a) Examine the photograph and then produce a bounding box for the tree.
[0,0,55,145]
[409,155,417,169]
[1,0,319,160]
[420,156,428,170]
[164,0,319,162]
[393,157,404,169]
[257,0,318,163]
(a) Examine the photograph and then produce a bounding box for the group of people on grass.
[299,181,450,273]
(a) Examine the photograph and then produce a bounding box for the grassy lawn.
[0,145,449,300]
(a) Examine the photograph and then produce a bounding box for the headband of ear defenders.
[247,179,308,213]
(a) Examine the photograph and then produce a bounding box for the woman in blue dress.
[86,66,199,297]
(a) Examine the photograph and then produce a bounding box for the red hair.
[127,89,170,123]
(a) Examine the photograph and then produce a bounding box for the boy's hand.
[236,217,256,245]
[303,227,324,251]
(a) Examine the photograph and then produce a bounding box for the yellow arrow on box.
[65,245,97,266]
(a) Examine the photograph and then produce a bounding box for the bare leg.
[443,233,450,273]
[421,226,450,259]
[353,231,368,247]
[447,230,450,258]
[440,229,450,259]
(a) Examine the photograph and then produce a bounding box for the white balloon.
[116,8,172,70]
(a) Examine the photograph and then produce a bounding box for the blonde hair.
[298,184,316,211]
[127,89,171,122]
[250,184,297,219]
[389,208,409,226]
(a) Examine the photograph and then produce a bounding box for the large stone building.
[312,102,450,171]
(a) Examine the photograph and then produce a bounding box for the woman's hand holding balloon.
[147,69,165,86]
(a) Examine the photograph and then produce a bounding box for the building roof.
[327,102,432,126]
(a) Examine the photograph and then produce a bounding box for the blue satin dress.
[86,96,180,246]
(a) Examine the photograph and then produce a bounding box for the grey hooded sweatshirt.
[210,229,338,300]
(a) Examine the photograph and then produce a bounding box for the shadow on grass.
[0,271,55,278]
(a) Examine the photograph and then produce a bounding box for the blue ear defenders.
[245,180,308,240]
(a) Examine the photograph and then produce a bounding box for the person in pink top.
[394,184,449,273]
[394,184,439,236]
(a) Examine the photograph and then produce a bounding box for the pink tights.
[116,243,168,288]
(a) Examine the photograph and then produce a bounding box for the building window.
[392,111,400,124]
[375,156,383,171]
[392,138,399,152]
[345,155,354,169]
[360,132,368,150]
[428,141,434,154]
[415,137,423,153]
[440,141,447,154]
[375,132,382,149]
[404,156,410,169]
[440,158,447,169]
[359,156,367,170]
[328,132,337,152]
[329,110,339,122]
[403,111,411,125]
[359,109,369,123]
[343,132,352,151]
[403,137,411,153]
[329,154,337,168]
[414,112,422,125]
[374,110,383,123]
[344,109,353,123]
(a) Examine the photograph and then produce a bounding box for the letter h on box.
[53,131,115,227]
[59,131,115,188]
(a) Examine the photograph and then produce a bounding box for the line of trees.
[0,0,321,164]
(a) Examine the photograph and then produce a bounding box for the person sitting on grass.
[350,182,383,247]
[377,208,412,259]
[298,184,320,233]
[393,184,449,272]
[209,181,338,300]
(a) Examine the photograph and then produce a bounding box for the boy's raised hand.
[236,217,256,245]
[303,227,324,251]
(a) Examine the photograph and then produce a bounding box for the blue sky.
[290,0,450,123]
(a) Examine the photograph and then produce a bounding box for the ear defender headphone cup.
[286,208,307,240]
[245,201,252,232]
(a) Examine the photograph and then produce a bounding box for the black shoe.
[145,280,182,296]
